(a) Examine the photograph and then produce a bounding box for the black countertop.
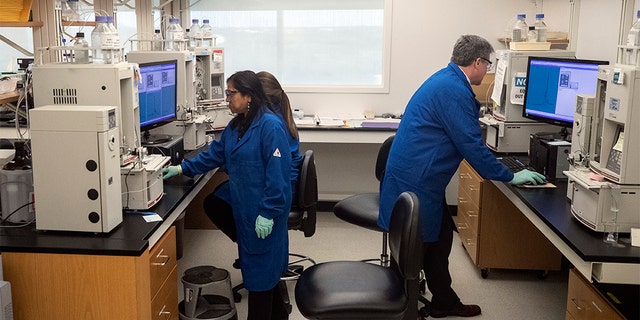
[498,180,640,264]
[0,172,204,256]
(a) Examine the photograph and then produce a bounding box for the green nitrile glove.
[255,215,274,239]
[162,165,181,180]
[510,169,546,185]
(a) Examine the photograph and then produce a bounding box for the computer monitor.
[138,59,178,144]
[522,56,608,138]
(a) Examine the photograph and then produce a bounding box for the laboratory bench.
[0,160,215,320]
[456,158,638,319]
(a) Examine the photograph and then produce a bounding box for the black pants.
[422,199,461,311]
[203,190,237,242]
[247,282,290,320]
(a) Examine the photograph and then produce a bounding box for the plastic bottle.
[74,32,90,63]
[0,141,35,223]
[201,19,213,47]
[91,15,111,64]
[106,15,121,63]
[534,14,548,42]
[165,17,185,51]
[152,29,163,51]
[527,26,538,42]
[625,10,640,64]
[512,14,528,43]
[188,19,203,48]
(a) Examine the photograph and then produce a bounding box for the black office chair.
[232,150,318,305]
[295,191,423,320]
[333,135,394,266]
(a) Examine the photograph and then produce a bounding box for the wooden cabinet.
[566,268,624,320]
[2,227,178,320]
[455,160,562,277]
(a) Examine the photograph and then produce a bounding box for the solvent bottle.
[152,29,163,51]
[91,15,110,64]
[165,18,185,51]
[534,14,548,42]
[512,14,528,43]
[188,19,202,48]
[201,19,213,47]
[74,32,90,63]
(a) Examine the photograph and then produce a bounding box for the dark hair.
[450,35,494,67]
[227,70,269,137]
[257,71,298,139]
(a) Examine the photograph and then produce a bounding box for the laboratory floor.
[179,212,569,320]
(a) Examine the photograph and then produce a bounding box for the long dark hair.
[227,70,269,138]
[257,71,298,139]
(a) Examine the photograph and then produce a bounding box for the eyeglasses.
[479,57,493,71]
[225,89,239,97]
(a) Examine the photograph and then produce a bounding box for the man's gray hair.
[450,35,494,67]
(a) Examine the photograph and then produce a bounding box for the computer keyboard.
[499,157,529,173]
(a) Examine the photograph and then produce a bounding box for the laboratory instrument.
[30,105,122,233]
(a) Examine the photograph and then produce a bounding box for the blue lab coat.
[378,62,513,242]
[213,107,303,205]
[181,107,292,291]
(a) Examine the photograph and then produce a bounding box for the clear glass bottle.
[534,14,548,42]
[152,29,163,51]
[91,15,110,64]
[106,16,121,63]
[512,14,528,43]
[165,17,185,51]
[74,32,90,63]
[201,19,213,47]
[0,141,34,223]
[188,19,203,48]
[625,10,640,64]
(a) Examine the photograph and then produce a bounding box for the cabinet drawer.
[152,265,179,320]
[458,221,478,264]
[457,197,479,233]
[566,269,623,320]
[150,227,177,297]
[458,161,482,206]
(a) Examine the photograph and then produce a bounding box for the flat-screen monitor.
[522,56,608,130]
[138,59,178,144]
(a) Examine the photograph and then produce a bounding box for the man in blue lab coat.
[378,35,545,318]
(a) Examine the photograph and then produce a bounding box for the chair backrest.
[290,150,318,237]
[388,191,423,280]
[375,135,395,182]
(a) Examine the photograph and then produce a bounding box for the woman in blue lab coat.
[377,35,544,318]
[203,71,302,261]
[163,70,292,320]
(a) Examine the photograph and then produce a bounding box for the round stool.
[179,265,237,320]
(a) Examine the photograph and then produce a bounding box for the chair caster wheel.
[481,268,489,279]
[234,292,242,303]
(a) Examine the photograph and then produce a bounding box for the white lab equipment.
[30,105,122,233]
[31,62,141,166]
[120,154,169,210]
[569,94,595,169]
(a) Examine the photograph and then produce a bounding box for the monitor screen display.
[522,57,608,128]
[138,60,178,132]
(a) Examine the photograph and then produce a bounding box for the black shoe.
[429,302,481,318]
[232,258,240,269]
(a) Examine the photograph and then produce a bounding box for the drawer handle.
[152,249,171,266]
[591,301,603,313]
[456,223,467,230]
[459,173,471,179]
[465,239,473,246]
[159,305,172,320]
[466,210,478,217]
[458,197,467,204]
[468,185,480,191]
[570,298,584,311]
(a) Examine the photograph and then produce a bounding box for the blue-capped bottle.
[534,14,547,42]
[165,17,185,51]
[512,14,528,43]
